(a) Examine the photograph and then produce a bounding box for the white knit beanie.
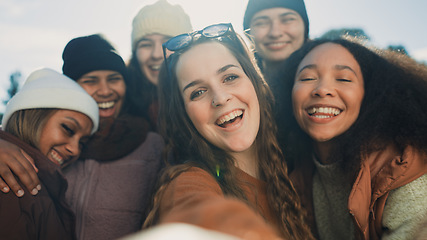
[131,0,193,51]
[2,68,99,134]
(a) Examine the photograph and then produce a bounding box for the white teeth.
[307,107,341,116]
[150,65,161,70]
[50,150,64,165]
[98,101,115,109]
[216,110,243,125]
[267,42,286,47]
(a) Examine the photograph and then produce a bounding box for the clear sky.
[1,0,427,112]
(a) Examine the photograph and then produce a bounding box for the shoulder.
[130,131,164,161]
[0,184,57,235]
[382,174,427,240]
[139,132,164,150]
[170,167,220,191]
[163,167,223,200]
[367,144,427,183]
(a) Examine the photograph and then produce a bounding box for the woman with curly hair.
[142,23,313,240]
[274,38,427,240]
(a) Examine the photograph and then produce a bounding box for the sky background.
[1,0,427,112]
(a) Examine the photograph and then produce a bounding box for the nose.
[211,88,232,108]
[152,43,164,60]
[96,80,113,97]
[65,138,81,158]
[268,20,283,38]
[312,79,336,97]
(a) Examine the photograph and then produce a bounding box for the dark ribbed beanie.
[62,34,128,81]
[243,0,309,40]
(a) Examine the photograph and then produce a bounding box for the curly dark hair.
[275,38,427,174]
[144,29,313,239]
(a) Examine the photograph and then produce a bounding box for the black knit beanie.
[62,34,128,81]
[243,0,309,40]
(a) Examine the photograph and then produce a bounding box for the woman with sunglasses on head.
[276,38,427,239]
[0,68,99,239]
[142,23,313,240]
[0,34,165,240]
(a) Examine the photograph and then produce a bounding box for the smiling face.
[176,41,260,156]
[292,43,364,149]
[39,110,92,166]
[136,34,171,85]
[250,7,305,64]
[77,70,126,119]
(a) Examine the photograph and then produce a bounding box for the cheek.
[38,129,53,156]
[114,82,127,98]
[291,87,307,123]
[185,102,210,134]
[79,85,97,96]
[136,49,150,65]
[186,104,203,127]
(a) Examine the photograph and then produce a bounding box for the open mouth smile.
[307,107,341,119]
[216,109,244,128]
[149,65,161,71]
[49,149,66,166]
[98,101,115,109]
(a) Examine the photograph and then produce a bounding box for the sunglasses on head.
[162,23,237,61]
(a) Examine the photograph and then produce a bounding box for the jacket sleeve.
[157,167,283,240]
[381,174,427,240]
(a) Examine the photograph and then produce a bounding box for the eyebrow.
[334,65,357,75]
[297,64,357,75]
[139,36,171,42]
[182,64,239,93]
[251,12,297,22]
[66,116,81,129]
[108,73,123,78]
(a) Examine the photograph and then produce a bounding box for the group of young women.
[0,0,426,239]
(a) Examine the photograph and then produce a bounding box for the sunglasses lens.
[203,24,230,38]
[165,34,192,51]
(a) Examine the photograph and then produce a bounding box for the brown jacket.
[290,144,427,240]
[157,167,283,240]
[0,131,76,240]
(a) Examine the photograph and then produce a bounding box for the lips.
[48,149,65,166]
[149,65,161,71]
[264,41,289,50]
[98,101,115,109]
[307,106,341,118]
[216,109,243,127]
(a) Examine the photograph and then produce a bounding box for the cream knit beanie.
[2,68,99,134]
[131,0,193,51]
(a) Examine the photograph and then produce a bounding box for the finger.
[0,139,41,196]
[0,166,25,197]
[0,155,40,196]
[20,149,39,173]
[0,178,10,193]
[11,152,41,196]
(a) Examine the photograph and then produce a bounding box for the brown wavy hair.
[143,28,313,239]
[4,109,57,150]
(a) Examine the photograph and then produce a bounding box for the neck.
[263,59,285,75]
[232,145,259,179]
[314,141,337,164]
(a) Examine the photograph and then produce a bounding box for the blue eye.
[190,89,206,100]
[224,75,238,82]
